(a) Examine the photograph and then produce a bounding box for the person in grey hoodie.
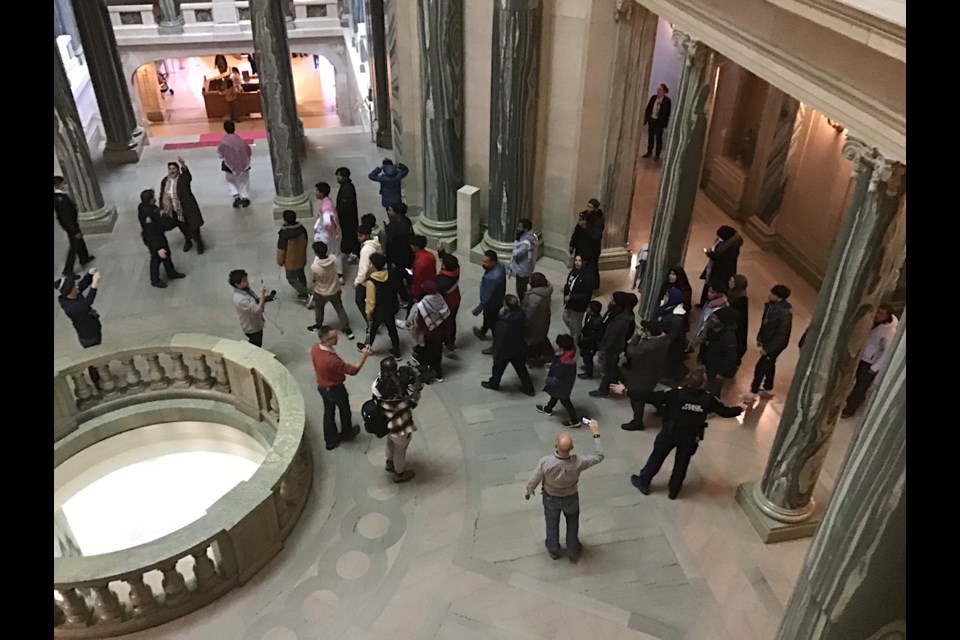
[509,218,538,302]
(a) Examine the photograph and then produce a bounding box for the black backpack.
[362,399,388,438]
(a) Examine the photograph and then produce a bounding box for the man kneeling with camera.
[229,268,276,348]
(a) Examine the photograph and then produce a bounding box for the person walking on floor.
[436,248,461,352]
[357,253,401,358]
[410,234,437,305]
[276,209,309,301]
[405,280,450,383]
[313,182,344,283]
[590,292,637,398]
[509,218,538,301]
[577,300,604,380]
[472,250,507,341]
[306,241,354,339]
[521,272,555,365]
[619,320,670,431]
[373,356,419,483]
[353,224,383,326]
[841,303,898,418]
[138,189,186,289]
[312,325,372,450]
[727,274,749,367]
[54,176,95,276]
[744,284,793,401]
[611,367,742,499]
[481,294,536,396]
[368,158,409,211]
[562,255,596,343]
[160,156,206,254]
[56,268,104,387]
[385,203,415,307]
[229,269,272,347]
[657,287,689,381]
[525,420,604,561]
[217,120,251,208]
[536,334,581,427]
[335,167,360,262]
[642,83,672,161]
[568,199,604,287]
[697,226,742,307]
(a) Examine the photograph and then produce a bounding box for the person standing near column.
[841,304,898,418]
[611,367,742,500]
[568,200,604,287]
[385,203,415,307]
[525,420,604,561]
[641,83,671,161]
[409,235,437,304]
[619,320,670,431]
[353,224,383,325]
[562,255,595,343]
[160,156,206,254]
[509,218,538,301]
[472,251,507,341]
[744,284,793,401]
[590,292,637,398]
[335,168,360,262]
[727,274,750,367]
[373,356,419,483]
[312,325,372,450]
[217,121,252,208]
[481,294,536,396]
[697,226,742,308]
[313,182,344,284]
[276,209,309,301]
[229,269,273,347]
[54,176,94,276]
[138,189,186,289]
[368,158,409,211]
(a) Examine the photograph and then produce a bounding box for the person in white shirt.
[842,304,899,418]
[229,269,270,347]
[353,224,384,324]
[313,181,344,283]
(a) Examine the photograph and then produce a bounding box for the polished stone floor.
[54,130,860,640]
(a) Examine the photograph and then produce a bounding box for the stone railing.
[53,334,311,638]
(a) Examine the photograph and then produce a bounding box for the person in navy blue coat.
[368,158,410,209]
[536,334,581,427]
[481,295,535,396]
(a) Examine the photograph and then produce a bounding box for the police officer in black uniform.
[138,189,186,288]
[54,176,95,276]
[610,366,742,499]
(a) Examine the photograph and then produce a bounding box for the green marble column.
[775,316,905,639]
[54,41,117,234]
[737,138,907,541]
[368,0,393,148]
[637,32,719,320]
[157,0,185,34]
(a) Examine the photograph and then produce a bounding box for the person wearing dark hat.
[697,226,742,307]
[568,199,605,287]
[589,292,637,398]
[56,268,103,386]
[610,367,743,499]
[138,189,186,288]
[481,294,536,396]
[699,306,740,397]
[619,319,670,431]
[54,176,94,276]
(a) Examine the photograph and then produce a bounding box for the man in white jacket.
[353,224,384,325]
[841,303,899,418]
[314,182,344,283]
[307,241,354,339]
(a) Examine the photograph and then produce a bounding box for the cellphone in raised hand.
[581,417,591,427]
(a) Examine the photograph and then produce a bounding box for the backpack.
[362,399,388,438]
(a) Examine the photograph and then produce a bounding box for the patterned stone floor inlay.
[357,513,391,540]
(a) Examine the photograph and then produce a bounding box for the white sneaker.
[758,390,775,399]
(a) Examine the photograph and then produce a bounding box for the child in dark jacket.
[577,300,605,379]
[536,334,580,427]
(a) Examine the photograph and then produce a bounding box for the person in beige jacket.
[307,241,353,339]
[353,223,384,324]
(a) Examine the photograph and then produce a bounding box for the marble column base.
[735,482,826,543]
[272,193,312,221]
[375,129,393,149]
[158,18,185,35]
[78,205,119,235]
[102,128,146,166]
[744,216,778,250]
[413,216,457,251]
[598,246,633,271]
[470,231,513,265]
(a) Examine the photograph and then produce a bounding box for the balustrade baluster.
[267,387,280,418]
[92,584,124,623]
[95,362,118,395]
[170,352,191,388]
[213,356,230,392]
[126,574,158,616]
[145,354,170,390]
[192,548,220,590]
[193,354,215,388]
[71,372,94,403]
[122,357,143,391]
[160,561,189,604]
[58,588,92,625]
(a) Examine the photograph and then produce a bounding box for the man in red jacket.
[312,325,373,450]
[436,247,461,351]
[410,234,437,302]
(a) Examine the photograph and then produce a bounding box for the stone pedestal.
[250,0,311,221]
[456,185,480,258]
[368,0,393,149]
[157,0,185,34]
[775,316,906,638]
[739,139,906,541]
[54,41,117,234]
[136,63,165,123]
[637,32,718,321]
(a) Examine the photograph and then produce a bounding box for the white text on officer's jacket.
[681,403,704,412]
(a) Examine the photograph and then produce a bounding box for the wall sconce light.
[826,118,845,134]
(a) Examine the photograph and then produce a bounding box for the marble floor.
[54,131,861,640]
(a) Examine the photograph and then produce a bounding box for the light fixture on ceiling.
[826,118,845,134]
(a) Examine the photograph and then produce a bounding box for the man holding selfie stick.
[525,420,604,562]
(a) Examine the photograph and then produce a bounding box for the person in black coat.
[642,83,672,160]
[700,307,740,397]
[568,199,605,287]
[536,334,581,427]
[385,202,414,305]
[698,226,743,307]
[727,274,749,365]
[620,320,671,431]
[747,284,793,399]
[138,189,185,288]
[481,295,535,396]
[56,269,103,386]
[590,292,637,398]
[562,255,596,343]
[577,300,604,379]
[54,176,95,276]
[335,167,360,259]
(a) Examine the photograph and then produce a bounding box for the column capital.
[841,136,905,195]
[671,29,701,65]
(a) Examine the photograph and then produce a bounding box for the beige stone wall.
[463,0,493,225]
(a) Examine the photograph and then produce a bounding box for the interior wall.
[649,18,682,104]
[463,0,493,226]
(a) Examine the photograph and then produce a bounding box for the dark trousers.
[542,492,581,554]
[354,285,368,323]
[414,341,443,378]
[318,383,353,446]
[178,221,203,249]
[580,349,596,377]
[638,429,700,494]
[516,276,530,302]
[646,122,666,157]
[629,395,647,426]
[844,360,877,415]
[751,354,778,393]
[479,305,499,337]
[149,251,179,284]
[64,232,91,275]
[490,357,534,392]
[596,352,620,395]
[367,314,400,354]
[444,307,459,347]
[285,268,308,296]
[545,395,578,422]
[246,331,263,347]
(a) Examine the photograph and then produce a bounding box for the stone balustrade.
[53,334,311,638]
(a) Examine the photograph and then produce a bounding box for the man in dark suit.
[138,189,186,288]
[642,83,672,161]
[335,167,360,260]
[54,176,94,276]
